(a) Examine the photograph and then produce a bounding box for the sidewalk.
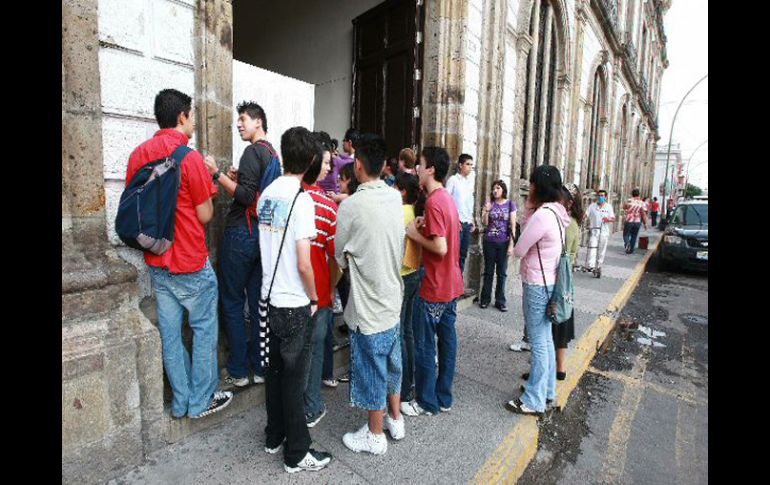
[109,230,660,485]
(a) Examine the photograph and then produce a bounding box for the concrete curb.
[472,237,661,484]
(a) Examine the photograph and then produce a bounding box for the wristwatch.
[212,171,222,182]
[310,300,318,306]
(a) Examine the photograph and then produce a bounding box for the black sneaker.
[189,391,233,419]
[495,302,508,312]
[337,373,350,383]
[284,449,332,473]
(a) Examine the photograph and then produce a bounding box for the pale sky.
[656,0,708,190]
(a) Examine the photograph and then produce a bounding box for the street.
[519,257,708,484]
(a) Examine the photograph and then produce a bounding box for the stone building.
[62,0,669,482]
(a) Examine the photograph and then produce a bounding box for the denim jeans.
[219,225,264,379]
[400,271,420,401]
[264,305,313,467]
[480,240,509,306]
[323,309,335,381]
[149,260,219,418]
[413,296,458,414]
[349,324,402,410]
[459,222,472,274]
[623,221,642,252]
[520,283,556,413]
[304,307,333,418]
[651,212,658,227]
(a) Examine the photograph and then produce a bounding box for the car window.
[672,204,708,226]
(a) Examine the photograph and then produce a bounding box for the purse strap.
[534,205,565,298]
[265,187,303,302]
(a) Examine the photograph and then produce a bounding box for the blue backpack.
[244,140,282,234]
[114,145,191,255]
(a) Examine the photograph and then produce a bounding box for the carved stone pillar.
[62,0,164,482]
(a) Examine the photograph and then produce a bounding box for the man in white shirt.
[445,154,475,274]
[257,126,331,474]
[586,189,615,270]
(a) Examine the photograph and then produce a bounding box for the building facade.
[62,0,669,482]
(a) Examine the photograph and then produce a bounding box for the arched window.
[586,67,606,190]
[520,0,560,178]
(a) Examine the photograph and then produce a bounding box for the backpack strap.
[265,187,304,303]
[170,145,192,165]
[543,206,566,256]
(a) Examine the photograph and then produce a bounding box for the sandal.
[522,372,566,381]
[504,398,543,416]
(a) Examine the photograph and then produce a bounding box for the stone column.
[565,5,587,183]
[510,32,533,198]
[195,0,234,264]
[62,0,164,482]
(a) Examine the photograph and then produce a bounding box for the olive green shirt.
[566,217,580,267]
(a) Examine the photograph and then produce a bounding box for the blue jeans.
[480,240,509,306]
[149,260,220,418]
[349,325,402,410]
[459,222,472,273]
[623,222,642,253]
[520,283,556,413]
[413,296,458,413]
[304,308,333,418]
[400,271,420,401]
[219,225,264,379]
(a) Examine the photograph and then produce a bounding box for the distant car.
[659,200,708,271]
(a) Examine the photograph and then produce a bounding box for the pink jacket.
[514,202,572,285]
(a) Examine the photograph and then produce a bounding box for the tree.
[685,183,702,198]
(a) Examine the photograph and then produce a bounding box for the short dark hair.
[529,164,563,204]
[343,128,360,144]
[421,146,451,182]
[154,89,192,129]
[597,189,608,196]
[281,126,321,175]
[632,188,640,197]
[330,138,339,152]
[385,157,399,175]
[354,133,387,177]
[653,197,658,201]
[236,101,268,132]
[458,154,473,166]
[490,179,508,201]
[339,162,359,194]
[395,172,419,204]
[303,132,330,184]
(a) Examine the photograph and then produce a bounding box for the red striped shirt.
[303,183,338,308]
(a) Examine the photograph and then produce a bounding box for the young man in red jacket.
[126,89,232,419]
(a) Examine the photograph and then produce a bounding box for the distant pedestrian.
[382,157,398,186]
[445,154,475,275]
[506,165,571,416]
[398,147,417,175]
[325,128,359,204]
[479,179,517,311]
[586,189,615,271]
[623,188,648,253]
[650,197,660,227]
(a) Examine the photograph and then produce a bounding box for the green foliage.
[685,183,702,198]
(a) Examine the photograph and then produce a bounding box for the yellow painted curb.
[473,238,660,484]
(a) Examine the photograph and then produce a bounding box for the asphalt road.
[519,256,708,484]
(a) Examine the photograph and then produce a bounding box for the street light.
[683,139,708,197]
[659,73,708,228]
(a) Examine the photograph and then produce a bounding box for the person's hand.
[227,167,238,181]
[471,221,476,233]
[204,154,218,175]
[507,244,514,256]
[602,217,609,223]
[484,201,492,212]
[310,303,318,316]
[406,220,421,239]
[414,216,425,229]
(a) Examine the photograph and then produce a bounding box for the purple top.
[485,200,517,243]
[318,152,354,193]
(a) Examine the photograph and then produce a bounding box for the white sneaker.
[509,341,531,352]
[400,400,434,417]
[224,375,249,388]
[253,374,265,384]
[342,424,387,455]
[439,406,452,413]
[322,379,339,388]
[384,413,406,440]
[284,449,332,473]
[265,439,285,454]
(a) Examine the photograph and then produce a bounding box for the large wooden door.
[352,0,424,159]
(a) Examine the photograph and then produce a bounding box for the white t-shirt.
[257,176,316,307]
[587,202,615,235]
[445,172,475,223]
